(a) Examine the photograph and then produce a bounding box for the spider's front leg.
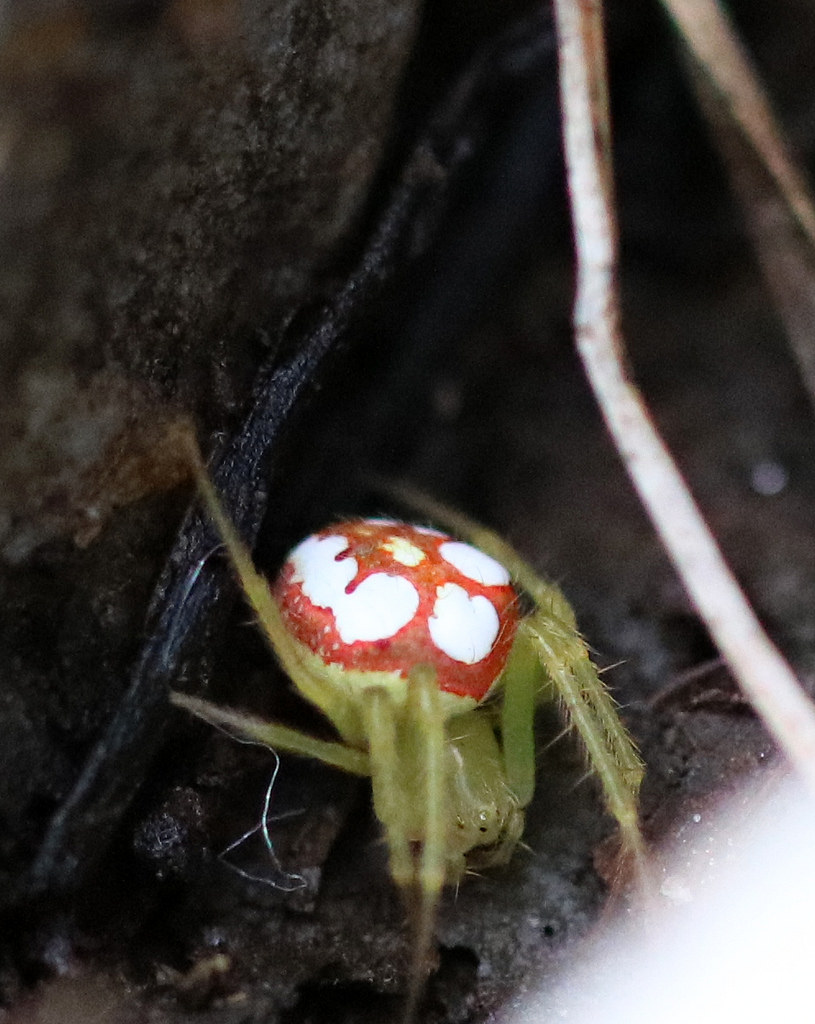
[359,668,448,1023]
[169,690,371,777]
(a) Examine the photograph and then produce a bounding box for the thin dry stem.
[552,0,815,791]
[679,25,815,414]
[659,0,815,251]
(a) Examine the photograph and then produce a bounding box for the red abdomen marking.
[274,519,520,702]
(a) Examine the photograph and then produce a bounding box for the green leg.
[406,666,446,896]
[183,438,323,694]
[522,608,647,880]
[361,688,414,890]
[170,691,370,776]
[361,671,448,1022]
[499,630,541,808]
[402,666,447,1024]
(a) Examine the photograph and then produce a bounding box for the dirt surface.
[2,2,815,1023]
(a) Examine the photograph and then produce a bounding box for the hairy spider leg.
[497,628,541,807]
[404,667,446,1024]
[521,610,646,879]
[169,692,371,774]
[362,686,414,888]
[384,486,647,884]
[170,446,371,778]
[360,666,448,1024]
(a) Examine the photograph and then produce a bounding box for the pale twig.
[551,0,815,790]
[694,74,815,416]
[657,0,815,251]
[663,0,815,413]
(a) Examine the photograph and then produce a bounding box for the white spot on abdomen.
[291,535,355,605]
[333,573,419,643]
[292,532,356,602]
[439,541,510,586]
[290,534,419,644]
[428,583,499,664]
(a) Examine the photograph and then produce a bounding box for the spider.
[171,451,646,1019]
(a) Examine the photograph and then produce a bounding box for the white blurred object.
[509,776,815,1023]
